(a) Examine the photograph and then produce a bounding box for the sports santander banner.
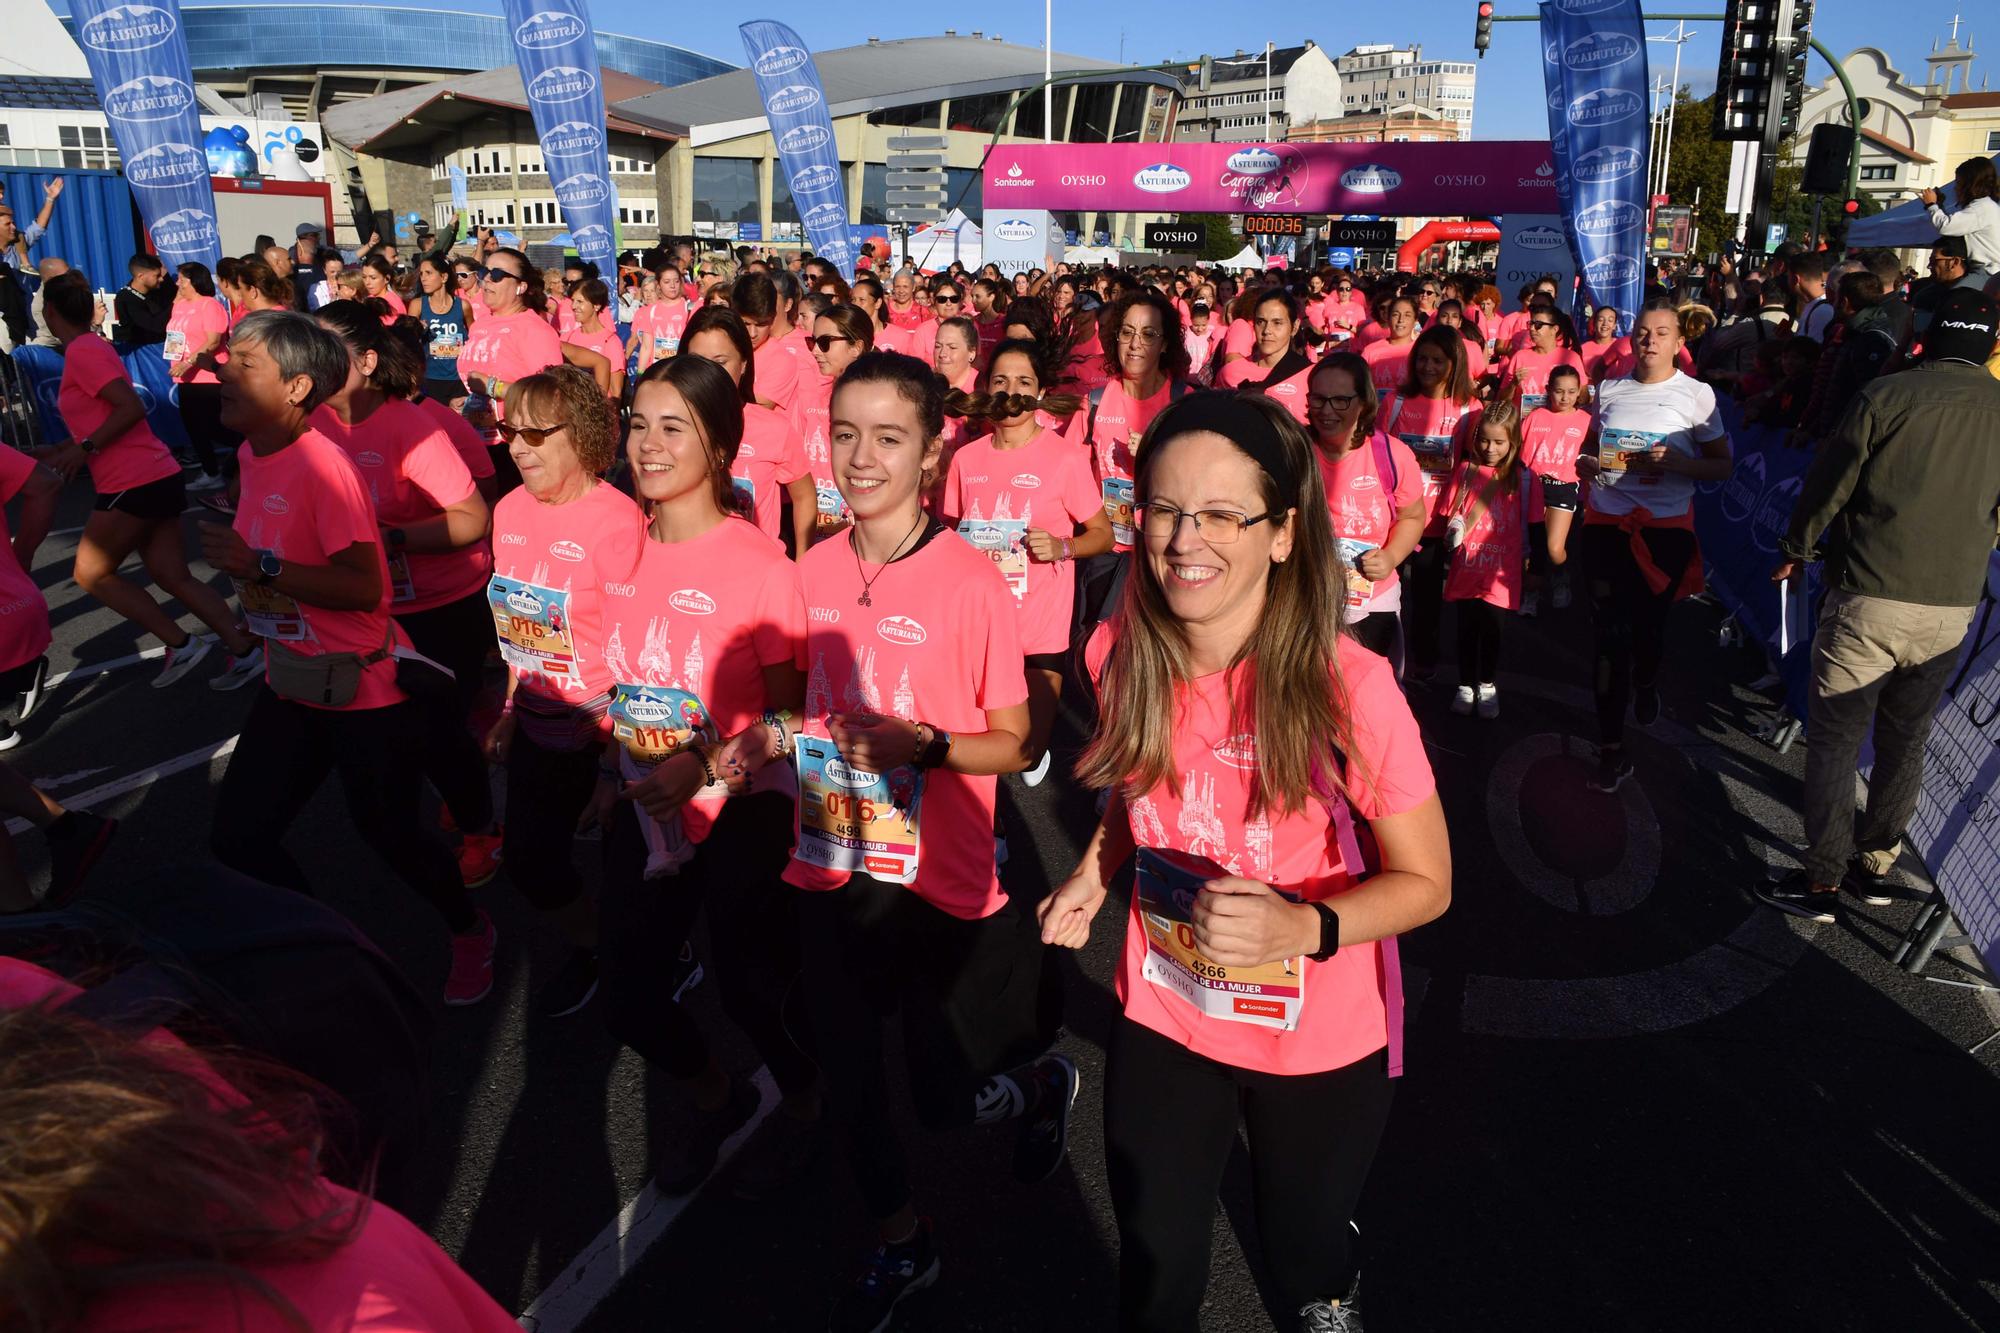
[740,21,857,279]
[70,0,221,269]
[502,0,617,270]
[984,142,1561,216]
[1540,0,1650,332]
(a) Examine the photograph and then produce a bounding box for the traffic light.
[1713,0,1814,141]
[1842,198,1860,216]
[1475,2,1494,58]
[1778,0,1814,137]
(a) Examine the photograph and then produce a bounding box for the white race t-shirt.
[1589,371,1727,520]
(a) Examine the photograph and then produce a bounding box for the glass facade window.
[860,162,888,226]
[943,167,982,217]
[771,167,801,227]
[1113,86,1146,143]
[1013,91,1045,141]
[693,157,759,225]
[947,92,1013,136]
[875,101,944,129]
[1072,84,1117,142]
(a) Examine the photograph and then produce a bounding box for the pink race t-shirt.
[1222,318,1256,361]
[233,429,405,711]
[786,526,1028,918]
[634,299,695,367]
[795,372,849,542]
[1091,629,1436,1076]
[489,482,645,706]
[0,446,51,673]
[1440,462,1530,610]
[1318,432,1421,620]
[885,299,925,330]
[58,333,180,495]
[600,517,804,842]
[1089,377,1180,552]
[165,296,229,385]
[1065,333,1110,391]
[413,395,497,482]
[873,320,921,360]
[458,311,564,414]
[564,323,625,381]
[1521,406,1593,485]
[1359,337,1418,395]
[374,288,407,318]
[312,400,487,614]
[942,426,1102,655]
[732,402,810,542]
[1501,346,1589,414]
[1580,336,1621,383]
[752,332,807,415]
[1379,393,1482,528]
[907,318,940,368]
[1221,361,1314,425]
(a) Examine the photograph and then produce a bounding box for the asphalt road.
[9,482,2000,1332]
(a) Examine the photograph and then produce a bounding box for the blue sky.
[66,1,1993,141]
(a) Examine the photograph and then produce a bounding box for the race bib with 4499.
[794,735,924,885]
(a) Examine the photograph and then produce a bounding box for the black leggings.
[210,688,475,933]
[800,875,1061,1220]
[1348,611,1399,660]
[501,728,599,911]
[175,382,239,475]
[1401,541,1449,673]
[1454,597,1504,686]
[396,589,495,833]
[1105,1019,1394,1332]
[599,792,817,1096]
[1579,523,1696,746]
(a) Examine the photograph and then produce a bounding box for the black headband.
[1147,392,1298,498]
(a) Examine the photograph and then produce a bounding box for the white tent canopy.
[1847,156,1996,250]
[904,209,981,272]
[1063,244,1120,265]
[1215,244,1266,271]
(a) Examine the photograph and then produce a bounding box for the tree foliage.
[1179,213,1244,262]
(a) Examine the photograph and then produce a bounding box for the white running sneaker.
[1450,685,1476,715]
[1475,683,1500,719]
[209,644,265,692]
[154,634,217,688]
[187,471,229,493]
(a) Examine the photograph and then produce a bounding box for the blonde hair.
[1077,393,1369,817]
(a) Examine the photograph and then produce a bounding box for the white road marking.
[516,1066,778,1332]
[46,645,168,689]
[4,736,238,835]
[35,765,116,792]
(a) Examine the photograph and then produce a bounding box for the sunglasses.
[496,420,568,446]
[480,267,524,283]
[809,334,854,352]
[1530,320,1558,329]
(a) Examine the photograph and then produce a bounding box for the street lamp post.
[1647,20,1696,198]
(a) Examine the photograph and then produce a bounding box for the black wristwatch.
[1307,901,1341,962]
[914,723,953,770]
[254,550,283,587]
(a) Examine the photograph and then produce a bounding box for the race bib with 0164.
[486,576,577,684]
[794,736,923,884]
[608,683,716,771]
[958,517,1030,602]
[1136,846,1305,1031]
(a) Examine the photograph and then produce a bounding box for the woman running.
[1520,363,1591,614]
[458,247,564,489]
[632,261,698,373]
[683,306,815,558]
[594,353,822,1197]
[40,273,261,690]
[969,277,1011,365]
[199,310,489,1003]
[942,339,1112,781]
[1574,299,1732,793]
[1359,295,1421,397]
[313,302,498,888]
[781,350,1071,1332]
[1579,304,1622,386]
[803,302,874,544]
[1309,352,1423,661]
[414,253,469,405]
[1441,402,1530,719]
[1497,306,1587,415]
[1216,290,1314,423]
[564,277,626,404]
[1038,391,1449,1333]
[483,366,646,1016]
[1379,323,1484,683]
[165,261,234,492]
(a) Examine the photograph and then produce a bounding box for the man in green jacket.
[1760,289,2000,920]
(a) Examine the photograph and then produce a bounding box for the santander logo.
[1212,734,1258,770]
[549,539,586,562]
[876,615,927,645]
[669,589,717,615]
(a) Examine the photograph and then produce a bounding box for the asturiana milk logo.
[669,589,717,615]
[1225,148,1282,177]
[570,224,612,255]
[1751,476,1802,555]
[104,75,195,123]
[1554,0,1625,13]
[1576,199,1643,238]
[824,758,873,790]
[993,218,1037,242]
[80,3,175,52]
[1212,734,1258,770]
[1573,145,1643,183]
[506,587,544,617]
[512,9,585,49]
[621,693,673,723]
[541,120,604,158]
[753,45,811,77]
[126,143,207,191]
[790,162,841,197]
[1583,254,1642,289]
[1339,163,1403,195]
[1009,473,1043,489]
[527,66,597,105]
[876,615,927,645]
[1564,31,1642,70]
[150,208,218,255]
[554,173,609,207]
[800,201,847,233]
[1132,163,1193,194]
[767,84,822,116]
[1568,88,1644,128]
[779,124,831,155]
[549,539,587,562]
[262,494,290,516]
[1515,224,1566,251]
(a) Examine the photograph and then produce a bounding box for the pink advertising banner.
[984,141,1561,217]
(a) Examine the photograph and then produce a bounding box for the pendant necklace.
[853,511,926,607]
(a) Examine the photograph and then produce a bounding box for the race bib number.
[732,475,756,507]
[387,551,416,604]
[486,576,578,684]
[1135,847,1303,1031]
[1334,538,1378,612]
[608,683,720,776]
[1520,392,1547,414]
[428,326,462,361]
[794,736,923,884]
[234,579,308,642]
[1599,426,1664,476]
[1102,476,1136,547]
[653,333,679,358]
[162,329,187,363]
[814,479,850,532]
[958,517,1030,602]
[1398,432,1455,475]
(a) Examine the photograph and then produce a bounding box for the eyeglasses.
[1137,503,1276,545]
[1308,393,1360,413]
[480,267,523,283]
[1529,320,1558,330]
[1116,327,1162,344]
[496,421,568,446]
[809,334,854,352]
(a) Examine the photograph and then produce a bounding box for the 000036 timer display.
[1242,215,1305,236]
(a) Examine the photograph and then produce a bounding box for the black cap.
[1932,235,1970,260]
[1921,288,1999,364]
[295,222,321,239]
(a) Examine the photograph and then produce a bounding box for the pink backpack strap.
[1315,755,1406,1079]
